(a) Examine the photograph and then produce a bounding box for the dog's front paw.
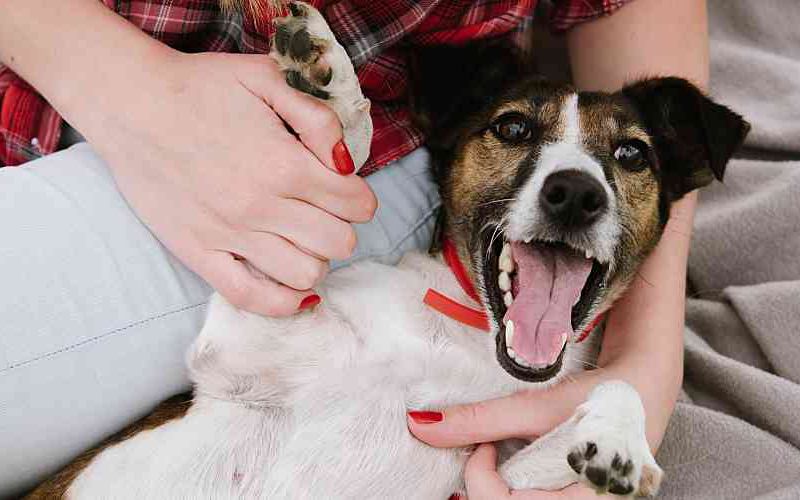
[272,2,334,98]
[567,382,663,497]
[268,1,373,171]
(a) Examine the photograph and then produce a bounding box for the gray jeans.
[0,143,439,497]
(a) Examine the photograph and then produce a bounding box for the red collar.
[423,239,602,343]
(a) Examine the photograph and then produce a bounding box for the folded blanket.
[656,1,800,497]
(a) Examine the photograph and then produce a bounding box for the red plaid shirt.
[0,0,632,174]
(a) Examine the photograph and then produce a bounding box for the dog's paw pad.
[288,1,308,17]
[567,440,660,497]
[285,70,330,100]
[271,1,334,91]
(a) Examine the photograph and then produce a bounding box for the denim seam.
[0,301,208,374]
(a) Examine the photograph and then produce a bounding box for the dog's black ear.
[622,77,750,201]
[408,41,531,155]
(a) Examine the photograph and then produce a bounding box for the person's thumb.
[463,443,513,499]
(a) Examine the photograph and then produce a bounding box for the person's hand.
[0,0,376,316]
[409,381,627,499]
[84,50,377,316]
[408,371,607,499]
[462,443,601,499]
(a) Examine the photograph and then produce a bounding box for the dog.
[28,2,749,498]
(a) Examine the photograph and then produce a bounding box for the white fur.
[67,5,660,498]
[67,255,660,499]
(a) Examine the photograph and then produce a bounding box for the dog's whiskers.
[484,216,509,264]
[570,356,601,370]
[477,198,517,208]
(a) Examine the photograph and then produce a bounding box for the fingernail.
[408,411,443,424]
[332,140,355,175]
[448,495,463,500]
[299,294,321,311]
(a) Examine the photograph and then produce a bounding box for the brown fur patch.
[25,394,193,499]
[444,87,572,258]
[578,96,663,305]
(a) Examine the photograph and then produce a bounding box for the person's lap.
[0,143,439,498]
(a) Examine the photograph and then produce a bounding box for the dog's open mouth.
[485,238,606,382]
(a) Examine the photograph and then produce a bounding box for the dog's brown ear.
[622,77,750,201]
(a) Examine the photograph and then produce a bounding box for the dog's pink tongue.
[505,243,592,367]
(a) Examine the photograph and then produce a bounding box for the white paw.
[269,1,373,171]
[271,2,336,98]
[567,381,663,497]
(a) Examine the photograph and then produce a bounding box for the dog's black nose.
[540,170,607,228]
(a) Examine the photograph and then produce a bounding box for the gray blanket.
[656,1,800,498]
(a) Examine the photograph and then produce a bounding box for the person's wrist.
[57,37,180,145]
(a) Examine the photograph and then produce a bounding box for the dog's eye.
[614,140,649,172]
[491,113,533,143]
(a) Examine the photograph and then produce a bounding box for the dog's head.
[412,44,749,383]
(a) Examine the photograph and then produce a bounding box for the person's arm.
[567,0,707,450]
[0,0,376,316]
[408,0,708,496]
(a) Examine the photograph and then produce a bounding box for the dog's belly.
[72,345,516,498]
[70,252,575,499]
[260,256,528,498]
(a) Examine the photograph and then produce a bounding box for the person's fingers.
[464,446,596,500]
[270,82,354,175]
[287,145,378,223]
[232,231,329,291]
[464,444,513,499]
[249,199,359,261]
[408,391,547,448]
[198,250,319,316]
[240,55,353,175]
[243,135,375,224]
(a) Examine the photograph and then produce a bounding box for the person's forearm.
[598,194,695,450]
[0,0,173,139]
[567,0,709,449]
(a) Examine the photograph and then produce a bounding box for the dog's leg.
[270,1,373,171]
[499,381,663,497]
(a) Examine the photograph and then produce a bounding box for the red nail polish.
[299,294,321,311]
[332,141,355,175]
[408,411,443,424]
[448,495,463,500]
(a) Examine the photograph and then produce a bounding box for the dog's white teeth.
[498,271,511,292]
[499,243,515,273]
[507,345,530,367]
[505,320,515,346]
[585,249,594,260]
[504,291,513,307]
[507,346,520,362]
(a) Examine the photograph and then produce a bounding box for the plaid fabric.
[0,0,632,172]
